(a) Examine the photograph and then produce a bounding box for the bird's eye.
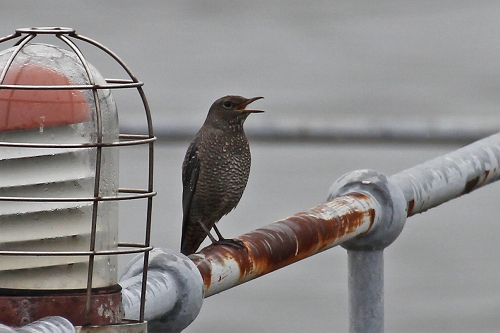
[223,101,233,108]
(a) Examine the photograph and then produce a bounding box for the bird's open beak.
[237,96,264,113]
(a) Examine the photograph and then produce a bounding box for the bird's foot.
[213,238,246,251]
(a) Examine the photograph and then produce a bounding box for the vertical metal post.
[329,169,407,333]
[347,250,384,333]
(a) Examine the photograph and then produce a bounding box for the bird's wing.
[181,138,201,242]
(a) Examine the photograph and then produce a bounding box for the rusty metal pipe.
[189,193,379,297]
[155,133,500,330]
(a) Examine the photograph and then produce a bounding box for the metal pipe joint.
[328,169,408,333]
[120,248,204,333]
[328,169,407,251]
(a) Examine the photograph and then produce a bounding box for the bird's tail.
[181,219,208,255]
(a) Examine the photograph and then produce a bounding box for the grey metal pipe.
[326,133,500,333]
[391,132,500,216]
[9,317,74,333]
[348,250,384,333]
[328,170,407,333]
[0,324,16,333]
[120,248,204,333]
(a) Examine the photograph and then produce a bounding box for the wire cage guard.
[0,27,156,328]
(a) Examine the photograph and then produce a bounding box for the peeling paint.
[0,287,122,326]
[191,133,500,297]
[190,193,377,297]
[392,133,500,216]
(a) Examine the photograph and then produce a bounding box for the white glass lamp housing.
[0,43,119,290]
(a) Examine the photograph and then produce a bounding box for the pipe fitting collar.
[328,169,407,251]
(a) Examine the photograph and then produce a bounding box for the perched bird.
[181,95,264,255]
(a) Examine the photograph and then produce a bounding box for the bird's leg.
[212,224,224,240]
[212,224,246,251]
[195,221,245,251]
[196,220,218,243]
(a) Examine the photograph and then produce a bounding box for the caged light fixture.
[0,27,155,330]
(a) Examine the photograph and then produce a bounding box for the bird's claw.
[213,238,246,251]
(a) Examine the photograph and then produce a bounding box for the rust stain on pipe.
[407,199,415,217]
[463,175,480,195]
[479,170,490,187]
[190,193,376,296]
[463,169,491,195]
[0,287,122,327]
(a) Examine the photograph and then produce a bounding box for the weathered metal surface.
[120,249,203,333]
[391,132,500,216]
[347,250,384,333]
[328,169,408,251]
[190,193,377,297]
[0,317,147,333]
[75,320,147,333]
[0,287,122,327]
[6,316,75,333]
[327,170,408,333]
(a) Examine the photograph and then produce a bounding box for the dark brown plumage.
[181,95,264,255]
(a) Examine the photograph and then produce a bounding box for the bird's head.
[205,95,264,130]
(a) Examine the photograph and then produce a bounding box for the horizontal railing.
[119,132,500,333]
[23,132,500,332]
[188,132,500,296]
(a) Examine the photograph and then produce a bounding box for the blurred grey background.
[1,1,500,332]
